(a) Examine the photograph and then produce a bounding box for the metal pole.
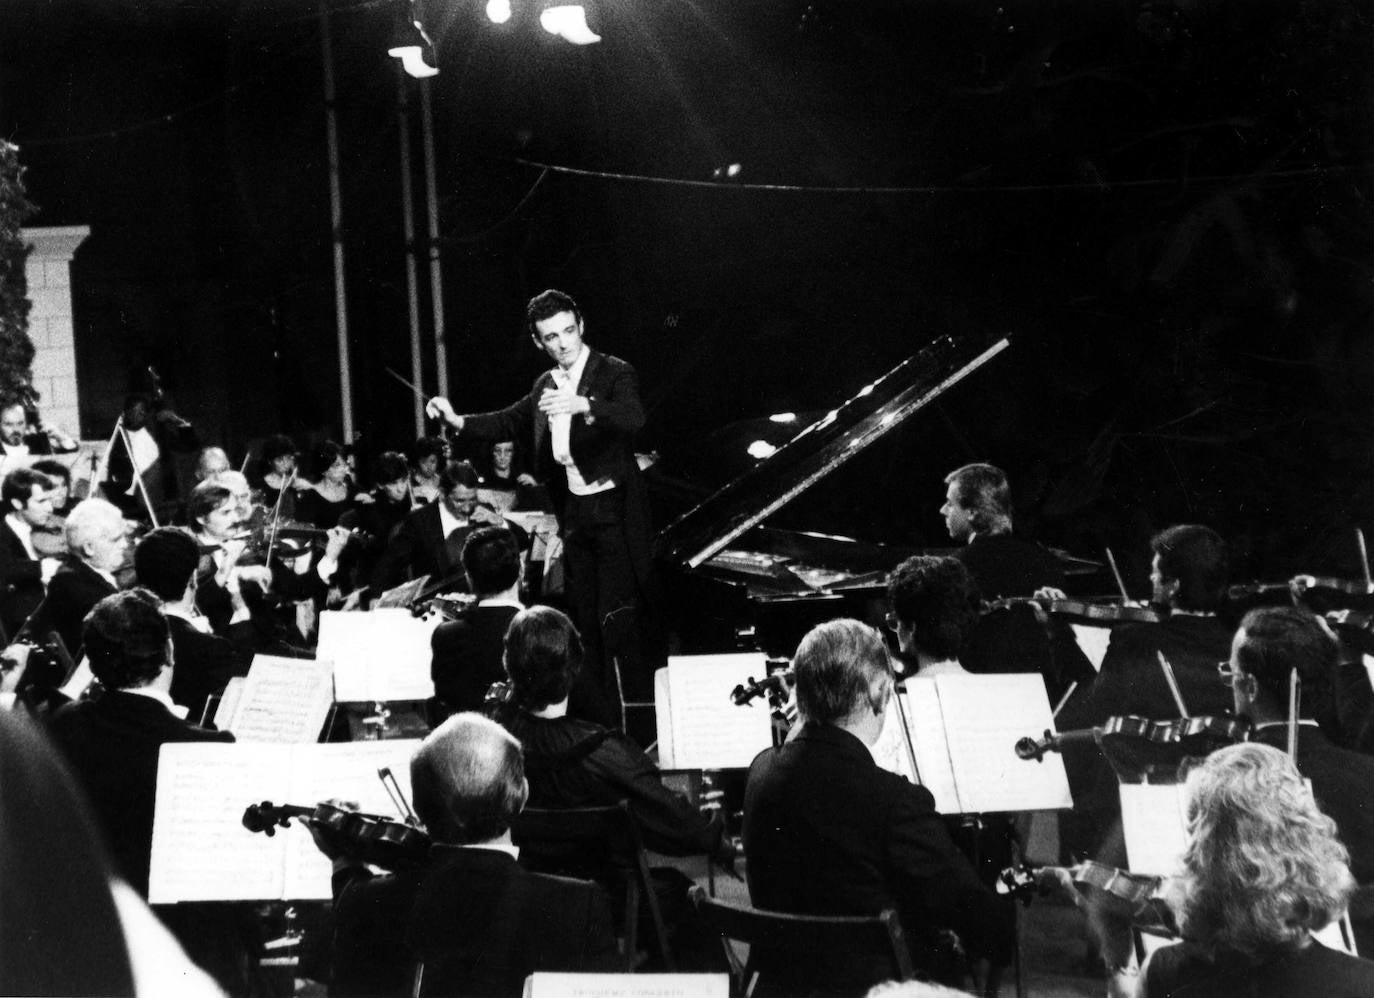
[420,78,449,399]
[397,67,425,437]
[319,0,354,441]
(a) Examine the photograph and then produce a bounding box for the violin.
[242,800,431,870]
[1015,714,1251,762]
[730,666,795,707]
[1326,607,1374,634]
[984,596,1165,626]
[998,860,1177,937]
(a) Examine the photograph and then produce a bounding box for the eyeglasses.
[884,612,901,631]
[1216,661,1241,687]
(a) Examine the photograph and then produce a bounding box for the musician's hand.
[324,526,350,561]
[39,558,60,584]
[538,384,589,418]
[355,493,376,505]
[306,798,361,862]
[0,644,31,695]
[1033,586,1067,601]
[470,505,503,527]
[236,565,274,591]
[516,473,537,487]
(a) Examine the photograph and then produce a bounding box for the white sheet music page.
[148,743,292,904]
[1119,783,1189,876]
[663,654,772,770]
[889,680,964,814]
[319,608,438,702]
[281,741,422,900]
[212,676,246,731]
[228,655,334,744]
[1071,624,1113,672]
[525,973,728,998]
[933,673,1073,814]
[653,668,675,769]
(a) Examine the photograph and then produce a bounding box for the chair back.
[688,885,913,997]
[512,801,674,971]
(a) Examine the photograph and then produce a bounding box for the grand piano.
[655,332,1012,657]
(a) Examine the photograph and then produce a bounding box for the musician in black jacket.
[22,498,126,660]
[0,466,60,639]
[743,618,1013,991]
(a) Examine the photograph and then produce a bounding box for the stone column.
[22,225,90,436]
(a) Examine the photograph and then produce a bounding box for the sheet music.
[148,740,422,903]
[226,655,334,744]
[658,654,772,770]
[319,608,438,702]
[212,676,246,730]
[524,973,728,998]
[1071,624,1112,672]
[281,741,421,900]
[148,743,292,903]
[931,674,1073,814]
[872,682,962,814]
[1119,783,1189,876]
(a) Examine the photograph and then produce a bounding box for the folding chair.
[688,885,914,998]
[512,800,675,971]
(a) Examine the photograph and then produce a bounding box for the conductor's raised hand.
[538,384,589,418]
[426,397,456,423]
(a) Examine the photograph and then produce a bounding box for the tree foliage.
[0,141,37,408]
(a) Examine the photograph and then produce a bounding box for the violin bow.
[378,767,420,826]
[1156,652,1189,719]
[889,678,923,786]
[1052,681,1078,720]
[1105,547,1129,603]
[261,467,298,571]
[1358,528,1373,594]
[1287,668,1301,758]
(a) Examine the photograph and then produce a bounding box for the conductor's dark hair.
[526,289,582,336]
[2,466,52,511]
[503,606,583,711]
[188,481,234,525]
[1152,524,1229,611]
[944,463,1012,534]
[887,555,981,660]
[372,451,409,486]
[83,589,170,690]
[1235,606,1338,720]
[462,527,521,597]
[411,713,528,845]
[794,618,891,726]
[439,459,480,494]
[31,459,71,487]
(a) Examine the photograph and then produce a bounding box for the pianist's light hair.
[1179,742,1353,955]
[793,618,892,727]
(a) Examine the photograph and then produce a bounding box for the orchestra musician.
[103,393,199,523]
[310,713,620,998]
[0,398,77,458]
[45,589,250,994]
[1226,606,1374,953]
[0,466,60,639]
[1053,743,1374,997]
[371,459,507,594]
[341,451,413,591]
[742,618,1014,990]
[296,440,360,531]
[255,434,302,518]
[409,436,446,505]
[426,289,654,701]
[940,463,1091,695]
[20,497,127,660]
[134,526,253,723]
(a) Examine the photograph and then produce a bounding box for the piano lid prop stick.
[1052,681,1078,721]
[1358,529,1373,593]
[1287,668,1301,759]
[385,366,428,404]
[1156,651,1189,719]
[1105,547,1129,603]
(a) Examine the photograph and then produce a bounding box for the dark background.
[2,0,1373,592]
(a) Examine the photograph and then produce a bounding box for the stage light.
[388,4,439,77]
[769,412,797,423]
[486,0,512,24]
[747,440,778,460]
[540,5,601,44]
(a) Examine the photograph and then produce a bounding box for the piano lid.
[656,333,1012,570]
